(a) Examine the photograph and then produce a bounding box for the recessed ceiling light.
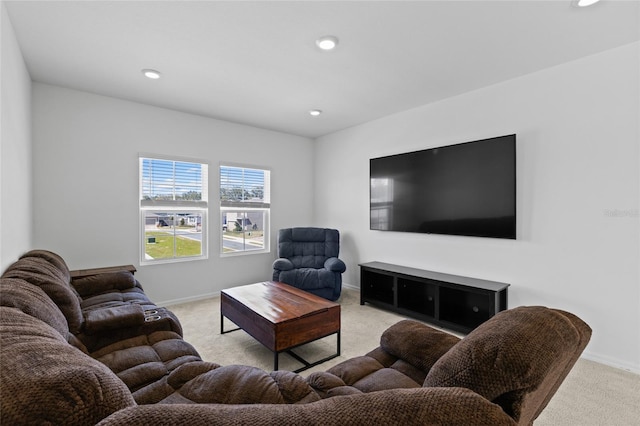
[309,109,322,117]
[142,69,161,79]
[574,0,601,7]
[316,36,339,51]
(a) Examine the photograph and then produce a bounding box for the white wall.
[315,42,640,372]
[0,3,33,270]
[32,84,315,303]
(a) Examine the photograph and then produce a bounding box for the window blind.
[140,157,208,207]
[220,165,270,209]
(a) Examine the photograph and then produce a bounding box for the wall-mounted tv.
[370,134,516,239]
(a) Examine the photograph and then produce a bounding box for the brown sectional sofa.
[0,249,591,425]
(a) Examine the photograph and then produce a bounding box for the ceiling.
[5,0,640,139]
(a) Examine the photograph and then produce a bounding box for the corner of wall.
[1,2,34,270]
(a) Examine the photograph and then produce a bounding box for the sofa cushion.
[0,307,135,424]
[174,365,321,404]
[324,355,423,393]
[129,361,220,404]
[270,370,322,404]
[92,330,202,401]
[81,286,156,311]
[133,363,322,406]
[364,345,400,366]
[387,358,431,386]
[380,319,460,374]
[306,371,349,397]
[0,277,69,337]
[424,306,581,403]
[355,367,421,392]
[326,355,386,386]
[2,257,84,333]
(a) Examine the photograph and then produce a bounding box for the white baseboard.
[581,351,640,375]
[158,292,220,307]
[159,283,360,307]
[342,282,359,291]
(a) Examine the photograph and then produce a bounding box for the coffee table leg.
[282,331,341,373]
[274,352,279,371]
[220,314,240,334]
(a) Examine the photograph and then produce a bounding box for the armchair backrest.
[277,228,340,269]
[424,306,591,425]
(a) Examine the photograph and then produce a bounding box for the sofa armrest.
[324,257,346,273]
[83,304,146,334]
[96,387,516,426]
[272,258,294,271]
[70,265,137,280]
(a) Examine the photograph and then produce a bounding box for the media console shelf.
[359,261,509,334]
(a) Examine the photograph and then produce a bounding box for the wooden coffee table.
[220,281,341,372]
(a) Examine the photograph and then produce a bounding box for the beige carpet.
[169,288,640,425]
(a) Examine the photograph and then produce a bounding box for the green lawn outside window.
[145,230,202,259]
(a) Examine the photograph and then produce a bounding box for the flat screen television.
[370,134,516,239]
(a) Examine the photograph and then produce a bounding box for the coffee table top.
[221,281,339,324]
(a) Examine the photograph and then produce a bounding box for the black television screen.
[370,134,516,239]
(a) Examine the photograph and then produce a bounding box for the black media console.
[359,262,510,334]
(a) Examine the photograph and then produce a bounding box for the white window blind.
[220,166,270,208]
[139,155,208,263]
[141,157,208,207]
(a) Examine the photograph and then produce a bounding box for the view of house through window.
[220,165,270,255]
[139,156,208,263]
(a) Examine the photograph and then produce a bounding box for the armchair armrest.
[324,257,346,273]
[272,258,294,271]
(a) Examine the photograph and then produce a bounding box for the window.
[139,155,208,264]
[220,164,270,256]
[370,178,393,230]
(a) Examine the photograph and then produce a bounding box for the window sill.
[220,248,270,258]
[140,255,208,266]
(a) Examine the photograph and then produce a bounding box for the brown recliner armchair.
[308,306,592,426]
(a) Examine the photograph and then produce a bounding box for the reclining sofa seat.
[309,306,592,425]
[1,249,182,352]
[272,227,346,301]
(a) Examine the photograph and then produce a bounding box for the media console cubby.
[360,261,509,334]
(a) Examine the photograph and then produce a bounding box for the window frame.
[219,163,271,257]
[139,154,209,265]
